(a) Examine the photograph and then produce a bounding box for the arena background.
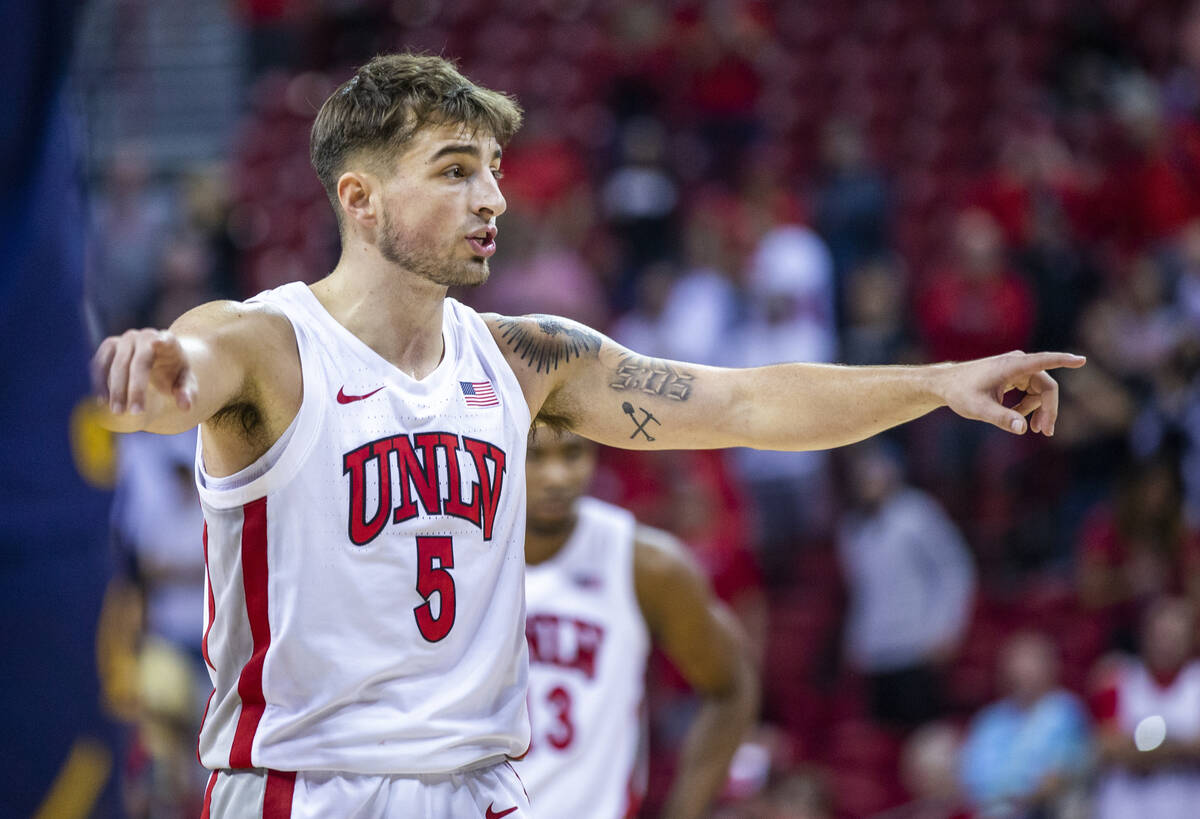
[11,0,1200,816]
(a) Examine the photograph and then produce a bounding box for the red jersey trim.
[263,769,297,818]
[200,770,218,819]
[231,496,272,768]
[197,688,215,765]
[202,521,216,671]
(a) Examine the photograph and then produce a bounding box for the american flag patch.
[460,380,499,407]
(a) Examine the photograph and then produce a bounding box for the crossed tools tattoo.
[622,402,660,441]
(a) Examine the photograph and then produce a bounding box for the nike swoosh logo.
[337,385,385,404]
[485,804,518,819]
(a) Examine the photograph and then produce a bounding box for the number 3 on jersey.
[545,685,574,750]
[414,536,456,642]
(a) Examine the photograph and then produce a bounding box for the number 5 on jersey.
[414,536,456,642]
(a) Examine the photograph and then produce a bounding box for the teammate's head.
[525,427,597,536]
[311,53,523,286]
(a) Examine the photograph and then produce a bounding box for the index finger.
[1009,352,1086,373]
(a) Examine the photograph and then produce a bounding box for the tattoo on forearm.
[497,315,602,374]
[622,402,660,441]
[610,354,694,401]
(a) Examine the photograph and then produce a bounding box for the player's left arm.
[485,313,1085,450]
[633,525,759,819]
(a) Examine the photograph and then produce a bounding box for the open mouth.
[466,226,498,258]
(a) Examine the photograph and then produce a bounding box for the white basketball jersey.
[515,497,650,819]
[194,282,531,774]
[1095,659,1200,819]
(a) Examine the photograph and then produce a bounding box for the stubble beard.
[378,209,491,288]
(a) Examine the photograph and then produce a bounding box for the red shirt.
[916,268,1036,362]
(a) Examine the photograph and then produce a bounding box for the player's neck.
[313,258,448,379]
[524,516,577,565]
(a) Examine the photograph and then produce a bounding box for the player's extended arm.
[486,314,1085,450]
[91,300,294,435]
[633,526,759,819]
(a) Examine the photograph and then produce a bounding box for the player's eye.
[490,167,504,180]
[443,165,466,179]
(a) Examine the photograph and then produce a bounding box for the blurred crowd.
[85,0,1200,817]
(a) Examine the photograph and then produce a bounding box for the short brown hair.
[310,53,523,218]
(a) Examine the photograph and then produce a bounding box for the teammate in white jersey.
[92,52,1083,818]
[515,429,757,819]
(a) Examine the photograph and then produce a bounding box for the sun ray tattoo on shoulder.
[496,315,603,374]
[609,353,695,401]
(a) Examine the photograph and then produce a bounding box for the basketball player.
[516,429,757,819]
[92,53,1084,817]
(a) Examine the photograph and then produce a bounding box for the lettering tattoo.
[497,315,602,374]
[622,402,660,441]
[610,354,694,401]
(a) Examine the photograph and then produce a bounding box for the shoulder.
[481,312,608,426]
[480,312,605,373]
[576,495,634,528]
[185,298,302,435]
[172,298,296,352]
[633,524,705,592]
[632,523,716,631]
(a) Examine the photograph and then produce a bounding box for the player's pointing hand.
[92,328,197,419]
[935,350,1086,436]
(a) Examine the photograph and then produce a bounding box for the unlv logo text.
[343,431,507,545]
[526,613,605,681]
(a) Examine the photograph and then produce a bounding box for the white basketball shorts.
[201,760,532,818]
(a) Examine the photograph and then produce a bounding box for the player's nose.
[474,172,506,219]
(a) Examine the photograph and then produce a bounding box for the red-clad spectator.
[1089,75,1200,253]
[669,4,766,122]
[916,208,1036,363]
[489,114,587,216]
[966,125,1088,249]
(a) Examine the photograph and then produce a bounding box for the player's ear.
[337,170,376,230]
